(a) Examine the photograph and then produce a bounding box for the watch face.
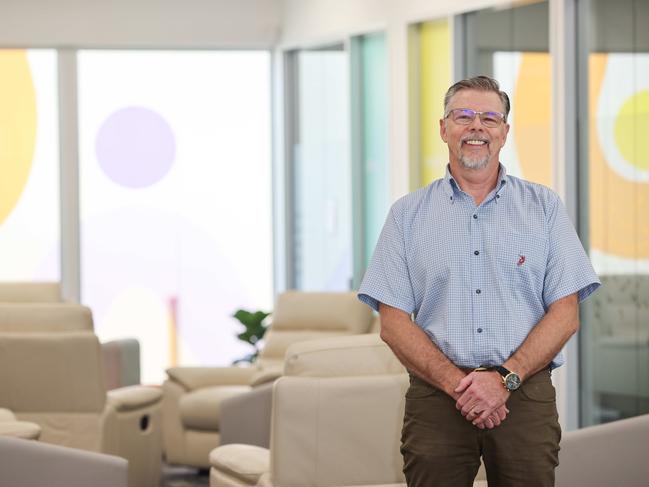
[505,373,521,391]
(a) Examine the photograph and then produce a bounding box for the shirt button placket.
[471,209,485,344]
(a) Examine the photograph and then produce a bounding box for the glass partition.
[410,19,452,187]
[291,45,352,291]
[579,0,649,425]
[463,1,552,188]
[351,32,390,286]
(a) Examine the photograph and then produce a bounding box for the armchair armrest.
[0,436,127,487]
[249,365,283,387]
[209,444,270,486]
[284,334,405,378]
[0,408,16,422]
[166,366,256,391]
[219,382,274,448]
[107,385,162,412]
[0,421,41,439]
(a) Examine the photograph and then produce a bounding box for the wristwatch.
[493,365,521,391]
[475,365,521,391]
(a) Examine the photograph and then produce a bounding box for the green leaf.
[232,308,270,347]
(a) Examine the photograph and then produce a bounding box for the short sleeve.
[358,206,416,314]
[543,195,601,307]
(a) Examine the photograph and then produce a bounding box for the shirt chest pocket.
[494,231,547,292]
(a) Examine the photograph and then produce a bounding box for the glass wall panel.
[293,46,352,291]
[79,51,273,383]
[352,32,389,283]
[464,1,552,188]
[411,19,452,187]
[580,0,649,425]
[0,49,59,280]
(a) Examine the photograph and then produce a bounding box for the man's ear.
[502,122,510,145]
[439,118,448,143]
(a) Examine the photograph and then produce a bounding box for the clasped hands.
[454,370,510,430]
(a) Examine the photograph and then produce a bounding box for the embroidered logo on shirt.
[517,255,526,266]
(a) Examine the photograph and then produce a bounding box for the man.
[358,76,600,487]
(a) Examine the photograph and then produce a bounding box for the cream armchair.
[0,281,62,302]
[162,291,374,468]
[209,334,491,487]
[0,436,128,487]
[556,413,649,486]
[0,302,140,390]
[0,332,162,487]
[209,334,410,487]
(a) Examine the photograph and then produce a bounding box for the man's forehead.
[447,89,504,111]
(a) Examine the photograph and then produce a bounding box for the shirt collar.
[442,163,509,199]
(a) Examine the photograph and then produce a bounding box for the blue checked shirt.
[358,164,600,369]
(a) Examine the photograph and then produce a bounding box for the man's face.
[440,89,510,171]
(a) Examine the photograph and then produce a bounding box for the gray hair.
[443,76,510,121]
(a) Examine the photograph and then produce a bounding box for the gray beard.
[459,153,490,170]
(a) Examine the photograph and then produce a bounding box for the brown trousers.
[401,369,561,487]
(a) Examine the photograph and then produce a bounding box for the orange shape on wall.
[513,53,552,188]
[589,54,649,259]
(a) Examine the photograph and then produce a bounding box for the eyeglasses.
[444,108,506,128]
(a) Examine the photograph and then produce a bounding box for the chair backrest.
[0,332,107,413]
[271,334,408,486]
[0,332,107,450]
[283,333,406,377]
[0,303,94,333]
[556,413,649,487]
[590,274,649,339]
[257,291,374,369]
[0,282,62,303]
[0,436,128,487]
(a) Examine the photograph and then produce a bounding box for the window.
[410,19,452,187]
[463,1,552,187]
[351,32,390,285]
[0,49,59,280]
[290,46,353,291]
[579,0,649,425]
[78,50,273,383]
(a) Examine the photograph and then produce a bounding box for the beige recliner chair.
[0,281,62,302]
[0,281,141,390]
[0,436,128,487]
[0,302,140,390]
[0,332,162,487]
[556,413,649,487]
[162,291,374,468]
[208,334,490,487]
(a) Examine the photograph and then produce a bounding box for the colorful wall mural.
[0,49,60,281]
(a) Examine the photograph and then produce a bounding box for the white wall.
[0,0,281,48]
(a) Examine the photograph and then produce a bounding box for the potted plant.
[232,308,270,364]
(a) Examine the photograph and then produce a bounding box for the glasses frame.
[444,108,507,128]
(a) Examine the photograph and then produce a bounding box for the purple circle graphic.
[96,106,176,188]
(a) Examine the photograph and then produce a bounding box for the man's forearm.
[379,303,465,398]
[504,293,579,381]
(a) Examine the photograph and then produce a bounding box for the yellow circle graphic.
[614,90,649,172]
[0,50,37,225]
